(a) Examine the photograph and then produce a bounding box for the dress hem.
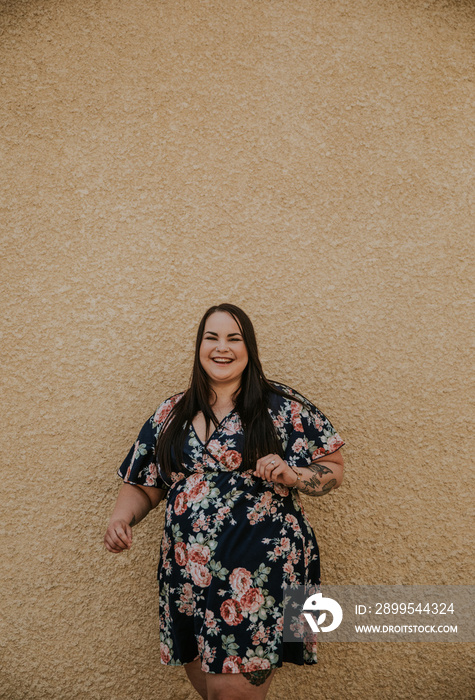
[160,658,318,674]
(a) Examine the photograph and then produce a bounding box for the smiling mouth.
[212,358,233,364]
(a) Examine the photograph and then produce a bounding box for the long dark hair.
[156,303,307,478]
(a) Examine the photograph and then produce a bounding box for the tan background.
[1,0,473,698]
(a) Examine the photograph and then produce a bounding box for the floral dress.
[117,383,344,674]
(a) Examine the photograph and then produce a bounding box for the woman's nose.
[215,339,228,351]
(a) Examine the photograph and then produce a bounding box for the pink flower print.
[160,643,171,664]
[188,543,211,565]
[311,448,326,460]
[305,639,318,655]
[261,491,273,506]
[174,542,188,566]
[144,472,156,486]
[188,479,210,504]
[313,413,324,431]
[124,440,140,481]
[220,599,243,626]
[161,533,171,558]
[192,513,210,532]
[187,561,212,587]
[174,492,188,515]
[285,514,300,531]
[178,583,194,616]
[222,656,242,673]
[273,483,289,497]
[181,582,193,602]
[280,537,290,551]
[216,506,231,521]
[239,588,265,613]
[207,439,224,455]
[252,628,269,645]
[291,402,304,432]
[292,437,307,454]
[224,449,242,471]
[242,657,271,672]
[222,413,242,435]
[162,559,171,573]
[327,434,344,451]
[185,472,204,490]
[283,561,294,575]
[288,549,300,564]
[153,396,180,426]
[205,609,218,631]
[229,568,252,597]
[273,414,285,429]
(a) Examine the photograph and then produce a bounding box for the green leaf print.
[221,634,239,655]
[171,524,183,541]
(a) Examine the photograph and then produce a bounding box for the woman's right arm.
[104,483,167,553]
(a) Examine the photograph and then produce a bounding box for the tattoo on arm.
[299,476,337,496]
[309,462,333,477]
[129,515,136,526]
[242,669,273,686]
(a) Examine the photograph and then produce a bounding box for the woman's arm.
[254,449,344,497]
[291,450,344,496]
[104,483,167,553]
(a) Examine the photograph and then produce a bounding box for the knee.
[209,693,240,700]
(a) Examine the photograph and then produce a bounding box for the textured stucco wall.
[1,0,473,698]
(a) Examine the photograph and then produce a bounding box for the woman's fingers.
[254,454,287,482]
[253,455,299,487]
[254,454,274,479]
[267,464,286,481]
[104,521,132,552]
[115,523,132,548]
[104,539,124,553]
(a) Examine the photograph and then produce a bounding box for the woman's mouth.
[212,357,233,364]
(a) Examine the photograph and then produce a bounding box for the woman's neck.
[209,381,241,409]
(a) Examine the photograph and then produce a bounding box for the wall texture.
[1,0,473,698]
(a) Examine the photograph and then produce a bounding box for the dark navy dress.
[117,383,344,674]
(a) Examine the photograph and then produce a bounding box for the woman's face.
[199,311,249,389]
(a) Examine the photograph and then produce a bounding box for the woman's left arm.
[254,450,344,497]
[292,450,344,496]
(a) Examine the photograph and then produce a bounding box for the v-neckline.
[191,409,236,447]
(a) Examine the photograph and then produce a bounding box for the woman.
[104,304,344,700]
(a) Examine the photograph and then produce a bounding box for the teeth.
[213,358,232,363]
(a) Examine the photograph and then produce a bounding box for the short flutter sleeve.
[271,385,345,469]
[116,393,184,491]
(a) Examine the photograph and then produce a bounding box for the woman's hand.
[253,454,297,487]
[104,518,133,553]
[104,483,166,554]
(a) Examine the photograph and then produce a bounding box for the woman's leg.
[206,668,276,700]
[184,658,208,700]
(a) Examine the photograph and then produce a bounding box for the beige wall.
[1,0,473,698]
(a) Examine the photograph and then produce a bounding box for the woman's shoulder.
[151,390,187,426]
[267,381,315,411]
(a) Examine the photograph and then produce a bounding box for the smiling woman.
[198,312,249,407]
[105,303,345,700]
